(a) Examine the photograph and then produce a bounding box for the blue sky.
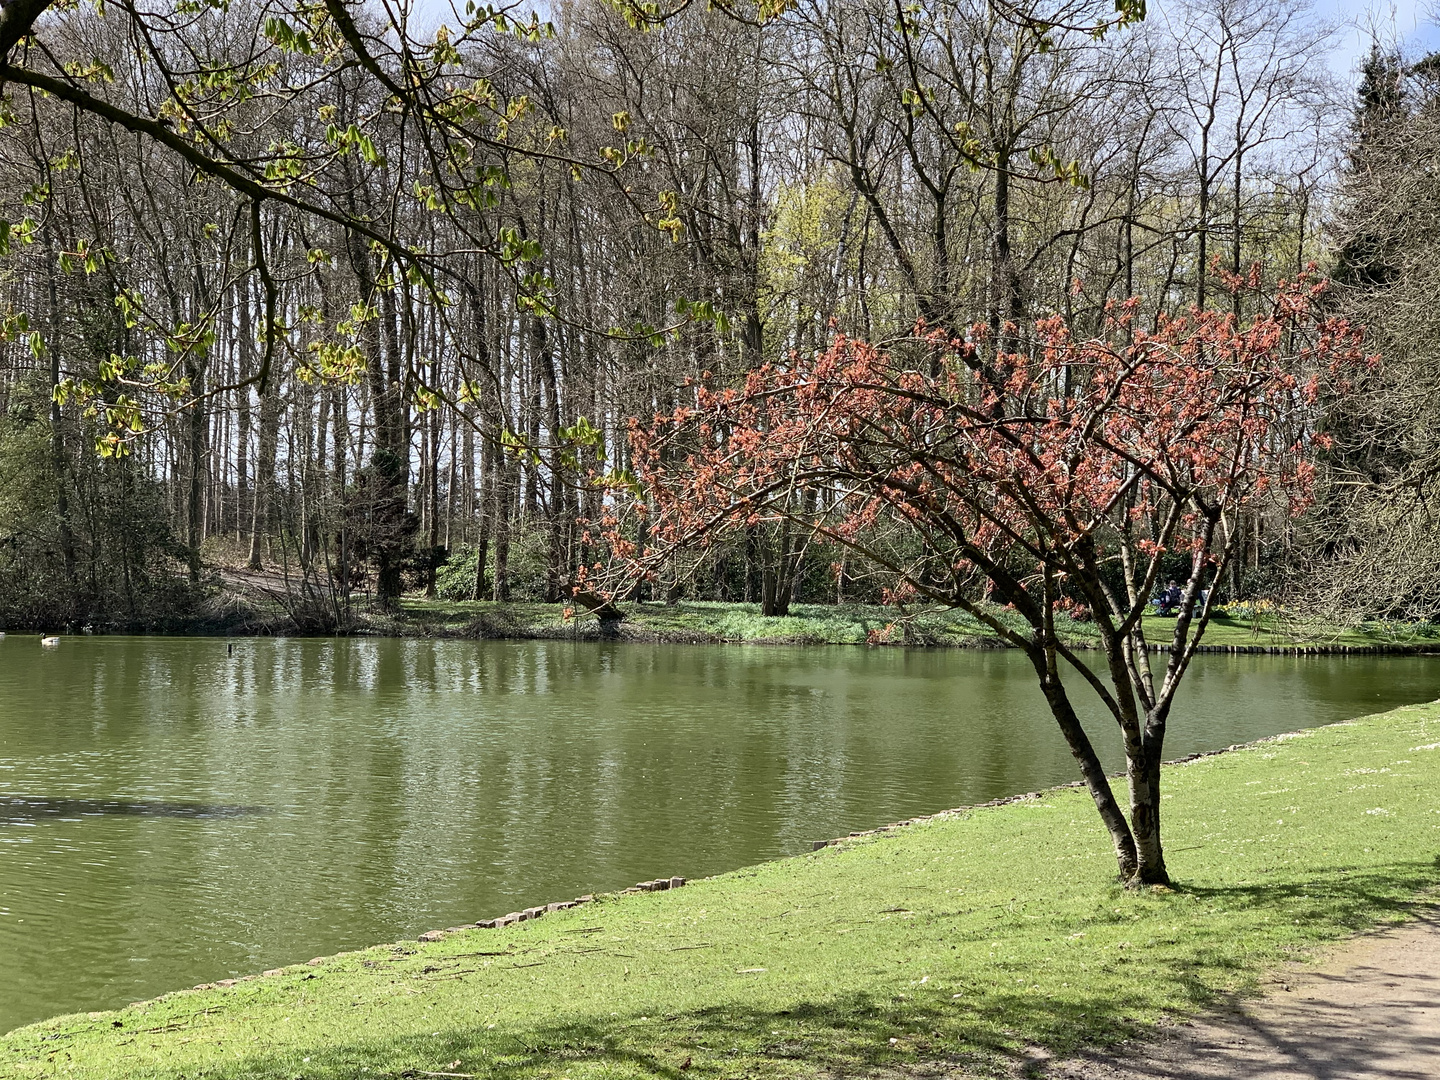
[402,0,1440,90]
[1314,0,1440,78]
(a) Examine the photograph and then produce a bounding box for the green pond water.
[0,635,1436,1032]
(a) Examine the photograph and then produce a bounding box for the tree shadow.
[1171,860,1439,933]
[24,859,1439,1080]
[1054,906,1440,1079]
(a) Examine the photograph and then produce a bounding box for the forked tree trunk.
[1030,649,1148,884]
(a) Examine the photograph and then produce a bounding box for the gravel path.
[1044,905,1440,1079]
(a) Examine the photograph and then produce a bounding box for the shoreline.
[8,595,1440,657]
[7,699,1439,1077]
[5,711,1434,1065]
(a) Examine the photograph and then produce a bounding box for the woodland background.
[0,0,1432,632]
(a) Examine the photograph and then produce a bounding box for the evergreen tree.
[1332,44,1409,288]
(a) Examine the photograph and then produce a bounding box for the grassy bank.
[6,702,1440,1079]
[380,598,1011,645]
[377,597,1440,653]
[206,566,1440,650]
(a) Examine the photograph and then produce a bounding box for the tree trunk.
[44,233,78,622]
[248,368,279,571]
[348,235,409,606]
[1032,649,1143,883]
[472,440,491,602]
[534,316,566,602]
[235,278,253,544]
[1232,135,1244,321]
[186,358,206,583]
[492,447,513,602]
[1197,125,1211,309]
[1127,724,1170,886]
[425,393,441,599]
[991,146,1023,341]
[332,383,349,605]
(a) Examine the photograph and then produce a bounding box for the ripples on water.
[0,799,262,822]
[0,634,1435,1031]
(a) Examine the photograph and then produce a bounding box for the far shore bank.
[376,599,1440,656]
[4,701,1438,1078]
[11,590,1440,657]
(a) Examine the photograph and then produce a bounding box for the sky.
[1309,0,1440,78]
[401,0,1440,90]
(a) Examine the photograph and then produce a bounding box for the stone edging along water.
[526,622,1440,655]
[1134,641,1440,656]
[184,875,691,992]
[171,718,1370,1001]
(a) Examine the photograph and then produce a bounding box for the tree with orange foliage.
[591,279,1368,886]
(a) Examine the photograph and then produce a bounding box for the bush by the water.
[0,383,205,631]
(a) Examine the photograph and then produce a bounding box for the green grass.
[7,702,1440,1079]
[384,598,1440,652]
[384,598,1017,645]
[1172,609,1440,649]
[586,600,1005,645]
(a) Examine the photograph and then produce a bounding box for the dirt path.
[1043,906,1440,1079]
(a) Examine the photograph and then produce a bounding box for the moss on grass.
[6,701,1440,1079]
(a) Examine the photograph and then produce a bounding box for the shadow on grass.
[1054,904,1440,1080]
[66,859,1434,1080]
[1171,859,1440,934]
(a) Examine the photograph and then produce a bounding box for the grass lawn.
[385,597,1440,652]
[6,701,1440,1079]
[385,598,1009,644]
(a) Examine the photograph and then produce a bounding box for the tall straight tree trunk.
[741,105,764,367]
[473,430,493,601]
[424,340,442,597]
[492,448,513,602]
[235,277,253,544]
[347,232,409,606]
[534,316,566,602]
[1196,112,1213,309]
[990,146,1022,342]
[186,356,206,583]
[463,256,495,602]
[248,367,279,571]
[185,272,209,585]
[1232,136,1245,321]
[44,233,78,620]
[443,425,457,552]
[332,383,350,603]
[461,404,475,548]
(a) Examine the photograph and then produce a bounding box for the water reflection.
[0,634,1436,1032]
[0,799,262,823]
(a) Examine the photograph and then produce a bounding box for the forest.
[0,0,1432,633]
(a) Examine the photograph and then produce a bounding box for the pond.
[0,635,1436,1032]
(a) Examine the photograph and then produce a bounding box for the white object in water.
[40,636,59,647]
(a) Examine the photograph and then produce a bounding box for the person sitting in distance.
[1154,580,1182,617]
